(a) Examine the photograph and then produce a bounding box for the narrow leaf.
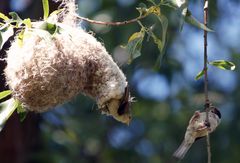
[151,15,168,69]
[158,15,168,51]
[42,0,50,20]
[195,69,205,80]
[179,3,188,31]
[185,10,213,32]
[49,9,64,18]
[209,60,236,70]
[0,98,19,132]
[0,90,12,100]
[0,13,9,21]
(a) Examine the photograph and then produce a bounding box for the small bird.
[173,107,221,160]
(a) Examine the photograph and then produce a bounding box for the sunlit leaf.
[195,69,205,80]
[128,31,144,42]
[209,60,236,70]
[0,90,12,100]
[17,29,25,47]
[147,6,161,16]
[23,18,32,28]
[185,10,213,32]
[42,0,49,20]
[49,9,64,18]
[125,30,145,63]
[0,98,19,132]
[16,102,28,122]
[0,13,9,21]
[0,25,14,49]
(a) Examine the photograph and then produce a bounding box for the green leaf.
[0,25,14,49]
[0,98,19,132]
[185,10,213,32]
[9,12,22,22]
[168,1,213,32]
[209,60,236,70]
[23,18,32,28]
[0,90,12,100]
[148,30,163,51]
[147,6,161,16]
[158,15,168,52]
[178,2,188,31]
[137,5,161,17]
[16,102,28,122]
[0,13,9,21]
[125,30,145,63]
[195,69,205,80]
[17,29,25,47]
[49,9,64,18]
[150,15,168,69]
[42,0,49,20]
[39,22,60,35]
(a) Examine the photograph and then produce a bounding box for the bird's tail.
[173,140,192,160]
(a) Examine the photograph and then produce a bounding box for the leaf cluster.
[124,0,214,65]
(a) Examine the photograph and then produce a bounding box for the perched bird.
[173,107,221,160]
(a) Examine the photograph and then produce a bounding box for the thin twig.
[76,14,147,26]
[206,133,211,163]
[203,0,211,163]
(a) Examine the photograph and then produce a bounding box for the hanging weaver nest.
[4,0,132,124]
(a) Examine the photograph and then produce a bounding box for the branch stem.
[203,0,211,163]
[76,14,147,26]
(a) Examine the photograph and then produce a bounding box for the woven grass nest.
[4,0,132,124]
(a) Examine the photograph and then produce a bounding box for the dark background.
[0,0,240,163]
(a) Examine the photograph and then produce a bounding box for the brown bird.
[173,108,221,160]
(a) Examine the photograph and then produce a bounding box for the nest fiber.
[5,23,127,112]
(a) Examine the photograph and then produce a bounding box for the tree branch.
[76,14,147,26]
[203,0,211,163]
